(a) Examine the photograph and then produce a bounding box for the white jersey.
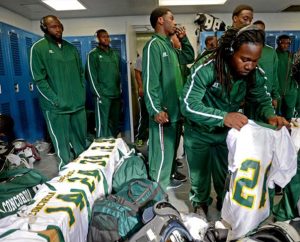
[0,228,64,242]
[291,118,300,152]
[51,165,107,205]
[78,138,129,193]
[222,121,297,240]
[11,184,89,242]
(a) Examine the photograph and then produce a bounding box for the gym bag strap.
[108,195,139,214]
[127,179,163,208]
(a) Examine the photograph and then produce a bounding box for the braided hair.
[211,25,265,94]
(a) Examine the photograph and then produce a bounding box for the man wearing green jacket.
[86,29,121,138]
[180,25,289,218]
[276,35,298,121]
[142,7,194,190]
[30,15,87,170]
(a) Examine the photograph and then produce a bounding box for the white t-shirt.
[222,120,297,240]
[134,56,142,72]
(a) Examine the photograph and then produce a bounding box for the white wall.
[0,6,32,31]
[30,12,300,59]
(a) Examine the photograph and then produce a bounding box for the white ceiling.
[0,0,299,20]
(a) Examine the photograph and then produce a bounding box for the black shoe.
[47,145,56,156]
[172,171,187,182]
[194,205,208,220]
[216,200,222,211]
[166,179,183,190]
[176,160,184,168]
[275,184,283,195]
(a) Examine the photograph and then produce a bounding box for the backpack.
[112,149,148,193]
[129,201,194,242]
[0,167,48,218]
[87,178,167,242]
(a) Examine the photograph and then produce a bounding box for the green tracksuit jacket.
[180,60,275,207]
[259,45,280,100]
[277,50,298,119]
[30,34,87,168]
[30,34,86,113]
[86,47,121,138]
[142,34,194,123]
[142,33,194,190]
[181,60,275,131]
[86,47,121,98]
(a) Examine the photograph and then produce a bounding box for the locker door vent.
[25,37,33,49]
[0,38,5,76]
[33,97,42,129]
[18,100,28,131]
[111,39,122,56]
[266,36,276,48]
[72,41,82,55]
[9,32,22,76]
[91,40,97,49]
[0,103,10,115]
[25,37,33,59]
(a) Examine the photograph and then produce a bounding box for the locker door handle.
[14,83,19,93]
[0,84,1,94]
[29,82,34,91]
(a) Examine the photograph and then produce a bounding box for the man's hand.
[154,111,169,125]
[224,112,248,131]
[268,116,290,130]
[138,87,144,97]
[175,26,186,40]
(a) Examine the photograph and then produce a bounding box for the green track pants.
[95,96,121,138]
[148,119,181,190]
[44,108,87,170]
[272,151,300,220]
[184,124,228,208]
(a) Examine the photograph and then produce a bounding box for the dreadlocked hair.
[212,25,265,94]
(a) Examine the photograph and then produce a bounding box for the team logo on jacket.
[162,52,168,57]
[212,82,220,88]
[49,50,54,54]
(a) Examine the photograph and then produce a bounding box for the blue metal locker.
[0,23,15,118]
[0,22,44,142]
[2,25,28,140]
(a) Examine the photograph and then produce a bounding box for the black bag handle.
[127,179,151,203]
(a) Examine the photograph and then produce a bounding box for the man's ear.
[157,16,164,25]
[233,16,238,24]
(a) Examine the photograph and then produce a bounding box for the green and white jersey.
[18,185,89,242]
[77,138,129,193]
[0,228,64,242]
[291,118,300,152]
[0,168,48,219]
[222,121,297,240]
[54,164,108,202]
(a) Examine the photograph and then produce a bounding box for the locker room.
[0,0,299,241]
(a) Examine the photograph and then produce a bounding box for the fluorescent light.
[159,0,227,6]
[42,0,86,11]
